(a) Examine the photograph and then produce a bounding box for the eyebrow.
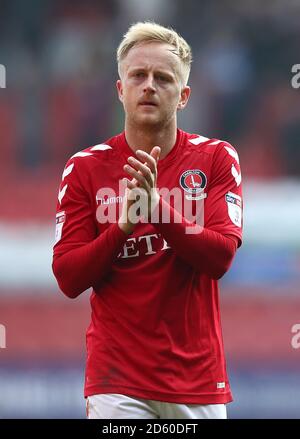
[168,48,180,58]
[128,67,175,77]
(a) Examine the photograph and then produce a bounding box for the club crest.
[179,169,207,200]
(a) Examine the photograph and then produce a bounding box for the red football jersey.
[53,129,243,404]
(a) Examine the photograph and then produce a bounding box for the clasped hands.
[118,146,161,235]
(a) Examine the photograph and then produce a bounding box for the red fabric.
[154,197,238,279]
[53,222,128,298]
[52,129,243,404]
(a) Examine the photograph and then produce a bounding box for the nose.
[143,74,156,93]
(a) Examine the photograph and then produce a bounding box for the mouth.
[139,101,158,107]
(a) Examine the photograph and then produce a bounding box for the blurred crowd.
[1,0,300,178]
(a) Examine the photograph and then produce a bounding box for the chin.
[134,115,163,128]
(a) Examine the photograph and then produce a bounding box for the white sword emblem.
[191,175,201,187]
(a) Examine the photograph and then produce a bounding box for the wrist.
[148,190,160,223]
[151,191,160,212]
[118,218,135,235]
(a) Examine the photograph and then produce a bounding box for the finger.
[124,163,148,185]
[122,177,136,190]
[123,164,151,192]
[127,156,152,186]
[136,146,161,164]
[150,146,161,162]
[135,150,157,173]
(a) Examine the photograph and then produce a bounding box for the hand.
[117,186,138,235]
[124,146,160,191]
[124,146,161,219]
[118,147,161,234]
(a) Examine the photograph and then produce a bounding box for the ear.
[177,86,191,110]
[116,79,123,103]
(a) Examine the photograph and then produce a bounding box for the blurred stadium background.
[0,0,300,419]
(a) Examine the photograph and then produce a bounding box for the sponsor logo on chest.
[96,195,124,205]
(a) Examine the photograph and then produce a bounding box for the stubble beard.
[127,106,175,134]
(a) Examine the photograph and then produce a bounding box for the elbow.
[207,248,236,280]
[52,259,83,299]
[210,265,229,280]
[58,281,82,299]
[212,236,238,279]
[195,260,231,280]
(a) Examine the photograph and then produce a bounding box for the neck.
[124,119,177,159]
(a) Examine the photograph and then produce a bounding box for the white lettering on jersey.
[225,192,242,227]
[55,211,66,244]
[231,164,242,187]
[161,239,171,251]
[58,184,68,204]
[96,195,124,205]
[138,234,158,255]
[119,238,139,259]
[118,233,171,259]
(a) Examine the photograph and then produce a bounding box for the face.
[116,42,191,129]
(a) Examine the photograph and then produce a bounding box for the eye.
[156,74,172,83]
[134,72,145,78]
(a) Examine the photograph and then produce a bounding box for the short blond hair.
[117,21,192,86]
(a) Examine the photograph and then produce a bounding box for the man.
[52,21,243,419]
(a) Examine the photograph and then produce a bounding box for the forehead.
[122,42,181,75]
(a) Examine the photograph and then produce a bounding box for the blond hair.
[117,21,192,86]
